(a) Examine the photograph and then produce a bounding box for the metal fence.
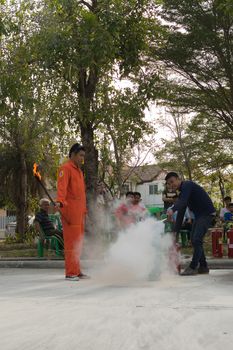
[0,216,16,230]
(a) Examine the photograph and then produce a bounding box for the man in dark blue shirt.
[166,172,215,276]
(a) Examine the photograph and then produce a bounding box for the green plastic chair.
[179,229,189,247]
[48,214,63,231]
[34,221,62,258]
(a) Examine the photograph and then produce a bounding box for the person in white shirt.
[220,196,231,222]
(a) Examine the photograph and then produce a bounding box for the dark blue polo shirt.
[173,181,215,232]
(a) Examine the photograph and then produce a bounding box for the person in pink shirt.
[130,192,148,223]
[115,191,135,229]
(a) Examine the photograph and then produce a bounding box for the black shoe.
[180,266,198,276]
[78,273,90,279]
[198,266,209,274]
[65,275,79,281]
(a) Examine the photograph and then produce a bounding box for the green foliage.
[1,0,156,224]
[4,226,37,244]
[32,0,154,100]
[24,225,38,244]
[147,0,233,133]
[0,2,74,235]
[4,234,23,244]
[1,0,232,219]
[154,108,233,203]
[145,0,233,204]
[94,86,154,193]
[28,0,156,195]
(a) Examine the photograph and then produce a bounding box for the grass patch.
[0,229,225,259]
[0,249,38,258]
[0,240,62,258]
[179,230,229,258]
[0,241,36,251]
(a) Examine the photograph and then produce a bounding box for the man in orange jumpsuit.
[56,143,88,281]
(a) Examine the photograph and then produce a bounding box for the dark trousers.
[47,229,64,250]
[181,221,193,241]
[190,215,213,269]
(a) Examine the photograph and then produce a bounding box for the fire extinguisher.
[211,229,223,258]
[227,229,233,258]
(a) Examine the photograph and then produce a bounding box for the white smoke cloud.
[95,218,176,283]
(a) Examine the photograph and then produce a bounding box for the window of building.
[149,184,158,195]
[122,183,130,193]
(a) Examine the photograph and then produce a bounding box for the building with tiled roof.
[121,165,168,211]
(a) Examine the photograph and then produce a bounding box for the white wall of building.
[136,180,165,207]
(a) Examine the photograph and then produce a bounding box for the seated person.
[131,192,149,222]
[171,207,194,243]
[224,203,233,230]
[182,208,194,242]
[35,198,64,250]
[115,191,135,229]
[220,196,232,222]
[162,183,178,213]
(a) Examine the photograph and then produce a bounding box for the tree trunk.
[15,152,28,240]
[80,122,98,200]
[173,115,193,181]
[79,122,98,239]
[218,172,225,205]
[108,129,123,196]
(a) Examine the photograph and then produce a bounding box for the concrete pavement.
[1,268,233,350]
[0,257,233,269]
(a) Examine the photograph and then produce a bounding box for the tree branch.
[78,1,92,11]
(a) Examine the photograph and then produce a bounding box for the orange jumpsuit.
[56,160,86,277]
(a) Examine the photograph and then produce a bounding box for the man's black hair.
[134,192,141,198]
[229,203,233,207]
[224,196,232,201]
[126,191,134,197]
[165,172,179,181]
[69,143,85,158]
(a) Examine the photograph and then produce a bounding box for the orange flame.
[33,163,42,181]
